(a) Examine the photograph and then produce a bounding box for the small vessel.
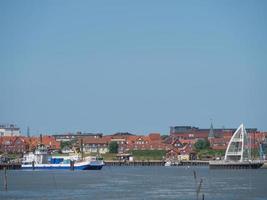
[164,160,172,167]
[164,160,180,166]
[21,145,104,170]
[209,123,263,169]
[262,162,267,169]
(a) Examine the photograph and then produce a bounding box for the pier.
[0,163,21,170]
[180,160,209,166]
[104,160,210,166]
[209,161,264,169]
[104,160,165,166]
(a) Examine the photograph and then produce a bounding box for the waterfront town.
[1,123,267,164]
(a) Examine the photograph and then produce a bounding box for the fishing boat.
[209,123,263,169]
[21,145,104,170]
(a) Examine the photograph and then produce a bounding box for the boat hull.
[21,161,103,170]
[261,162,267,169]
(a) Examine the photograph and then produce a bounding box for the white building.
[0,124,21,136]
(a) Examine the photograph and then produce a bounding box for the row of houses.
[0,132,194,155]
[61,133,170,154]
[0,136,59,153]
[170,125,267,150]
[1,124,267,159]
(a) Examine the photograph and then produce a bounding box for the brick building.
[79,137,109,154]
[0,136,27,153]
[170,125,257,140]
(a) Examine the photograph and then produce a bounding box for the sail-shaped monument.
[210,123,263,169]
[224,124,251,162]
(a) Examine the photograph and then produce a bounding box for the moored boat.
[261,162,267,169]
[21,146,104,170]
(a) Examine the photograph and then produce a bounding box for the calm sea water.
[0,166,267,200]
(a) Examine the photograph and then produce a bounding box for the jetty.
[209,160,263,169]
[180,160,209,166]
[104,160,165,166]
[0,163,21,170]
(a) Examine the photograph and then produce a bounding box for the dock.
[104,160,165,166]
[104,160,210,166]
[0,163,21,170]
[180,160,209,166]
[209,160,263,169]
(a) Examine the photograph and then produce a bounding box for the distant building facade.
[53,132,103,142]
[170,125,257,139]
[170,125,259,151]
[79,137,109,154]
[0,136,28,153]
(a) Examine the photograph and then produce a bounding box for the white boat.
[164,161,172,167]
[164,160,180,166]
[21,146,104,170]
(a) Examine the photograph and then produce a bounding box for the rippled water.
[1,166,267,200]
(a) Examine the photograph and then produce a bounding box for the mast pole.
[250,131,252,161]
[81,138,84,161]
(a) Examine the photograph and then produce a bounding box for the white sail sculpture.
[224,124,251,162]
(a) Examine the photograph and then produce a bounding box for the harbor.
[1,123,267,171]
[2,160,267,169]
[1,0,267,199]
[1,123,266,170]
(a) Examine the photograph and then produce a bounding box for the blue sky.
[1,1,267,135]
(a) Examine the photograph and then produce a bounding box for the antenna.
[80,138,84,160]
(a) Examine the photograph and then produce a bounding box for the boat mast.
[80,138,84,160]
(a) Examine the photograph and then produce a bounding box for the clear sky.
[1,0,267,135]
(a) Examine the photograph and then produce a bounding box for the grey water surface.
[1,166,267,200]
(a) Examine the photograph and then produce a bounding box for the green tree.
[108,141,118,153]
[60,141,72,150]
[194,139,210,151]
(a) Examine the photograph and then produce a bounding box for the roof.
[166,147,180,154]
[170,125,258,134]
[80,137,109,144]
[148,133,161,141]
[12,135,60,149]
[53,133,103,138]
[0,136,20,143]
[112,132,133,136]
